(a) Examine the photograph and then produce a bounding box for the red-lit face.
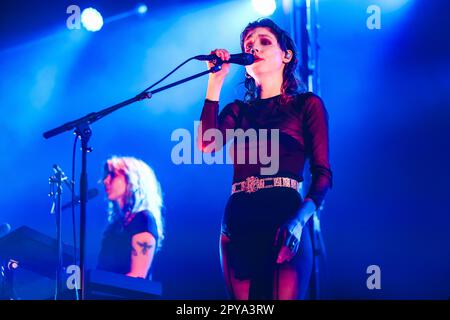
[103,167,127,202]
[243,27,290,79]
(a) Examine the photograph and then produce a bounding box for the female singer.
[199,18,332,299]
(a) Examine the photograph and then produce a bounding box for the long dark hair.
[240,18,303,104]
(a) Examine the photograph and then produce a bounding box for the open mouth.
[253,56,263,63]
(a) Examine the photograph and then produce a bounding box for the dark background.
[0,0,449,299]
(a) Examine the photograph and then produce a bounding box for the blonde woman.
[97,156,164,279]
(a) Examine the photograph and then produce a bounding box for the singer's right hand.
[207,49,231,82]
[206,49,230,101]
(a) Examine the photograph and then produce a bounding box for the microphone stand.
[50,164,78,300]
[43,64,222,300]
[48,167,66,300]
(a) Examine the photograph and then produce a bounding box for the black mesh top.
[199,92,332,209]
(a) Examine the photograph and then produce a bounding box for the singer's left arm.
[275,94,333,263]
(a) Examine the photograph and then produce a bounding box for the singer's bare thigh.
[220,233,250,300]
[273,259,299,300]
[274,227,313,300]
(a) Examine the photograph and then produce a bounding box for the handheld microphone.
[195,53,254,66]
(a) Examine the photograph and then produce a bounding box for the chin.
[107,194,117,201]
[247,66,271,78]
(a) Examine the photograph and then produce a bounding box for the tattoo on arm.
[132,247,138,256]
[137,241,153,255]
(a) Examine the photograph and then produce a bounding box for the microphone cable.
[138,56,200,96]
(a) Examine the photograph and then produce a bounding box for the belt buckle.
[245,176,259,193]
[274,177,282,187]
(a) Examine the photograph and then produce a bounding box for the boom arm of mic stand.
[43,65,221,140]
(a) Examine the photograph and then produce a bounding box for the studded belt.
[231,176,302,195]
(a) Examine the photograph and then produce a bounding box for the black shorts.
[222,187,310,280]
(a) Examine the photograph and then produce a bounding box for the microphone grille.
[243,53,255,65]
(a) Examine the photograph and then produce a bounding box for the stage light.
[137,4,148,15]
[252,0,276,16]
[81,7,104,32]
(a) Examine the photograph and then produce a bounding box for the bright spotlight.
[252,0,276,16]
[81,7,104,32]
[137,4,148,15]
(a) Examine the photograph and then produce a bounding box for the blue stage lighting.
[81,7,104,32]
[252,0,276,16]
[137,4,148,15]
